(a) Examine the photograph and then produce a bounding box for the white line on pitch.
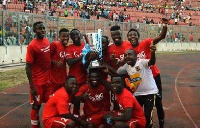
[178,82,200,84]
[0,101,29,120]
[175,64,198,128]
[0,92,29,95]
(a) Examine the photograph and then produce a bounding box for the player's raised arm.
[153,17,170,45]
[148,44,156,66]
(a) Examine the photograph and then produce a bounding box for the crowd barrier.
[0,42,200,65]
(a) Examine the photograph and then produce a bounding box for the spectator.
[49,0,52,10]
[119,12,124,22]
[35,3,39,14]
[198,34,200,42]
[3,0,7,10]
[97,11,100,20]
[177,33,181,42]
[173,33,178,42]
[150,19,155,24]
[189,33,194,42]
[24,25,32,45]
[53,32,58,41]
[181,34,185,42]
[28,2,33,13]
[175,17,178,25]
[70,8,74,16]
[64,9,69,17]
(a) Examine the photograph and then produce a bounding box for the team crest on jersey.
[135,66,140,71]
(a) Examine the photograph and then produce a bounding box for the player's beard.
[131,39,139,47]
[90,81,99,88]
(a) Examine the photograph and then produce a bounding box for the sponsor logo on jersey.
[73,51,83,58]
[88,93,104,102]
[41,45,50,53]
[137,51,146,59]
[59,51,69,58]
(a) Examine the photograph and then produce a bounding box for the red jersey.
[76,83,110,117]
[131,38,160,77]
[26,38,51,85]
[116,88,145,121]
[107,41,131,69]
[42,87,71,121]
[66,43,87,84]
[102,53,110,80]
[50,41,67,85]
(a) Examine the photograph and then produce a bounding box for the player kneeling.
[42,76,89,128]
[103,75,146,128]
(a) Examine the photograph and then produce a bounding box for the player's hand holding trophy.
[82,29,103,69]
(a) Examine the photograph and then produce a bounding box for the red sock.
[30,108,40,128]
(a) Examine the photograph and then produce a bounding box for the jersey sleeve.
[140,59,149,68]
[122,96,134,108]
[117,64,128,74]
[56,94,70,115]
[145,38,153,47]
[50,42,57,56]
[26,44,34,64]
[75,85,88,96]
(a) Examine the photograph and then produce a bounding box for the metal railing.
[0,10,200,46]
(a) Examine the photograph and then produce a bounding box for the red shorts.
[85,111,110,127]
[29,81,54,105]
[43,117,73,128]
[113,111,146,128]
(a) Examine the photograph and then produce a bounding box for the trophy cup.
[82,29,102,68]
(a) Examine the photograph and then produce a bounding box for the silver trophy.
[82,29,102,68]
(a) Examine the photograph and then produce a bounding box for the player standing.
[66,29,97,116]
[25,21,52,128]
[106,25,132,110]
[51,28,69,92]
[127,18,169,128]
[66,29,86,87]
[107,25,131,69]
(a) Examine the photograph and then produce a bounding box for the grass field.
[0,67,28,91]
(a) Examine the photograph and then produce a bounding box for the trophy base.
[90,60,100,68]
